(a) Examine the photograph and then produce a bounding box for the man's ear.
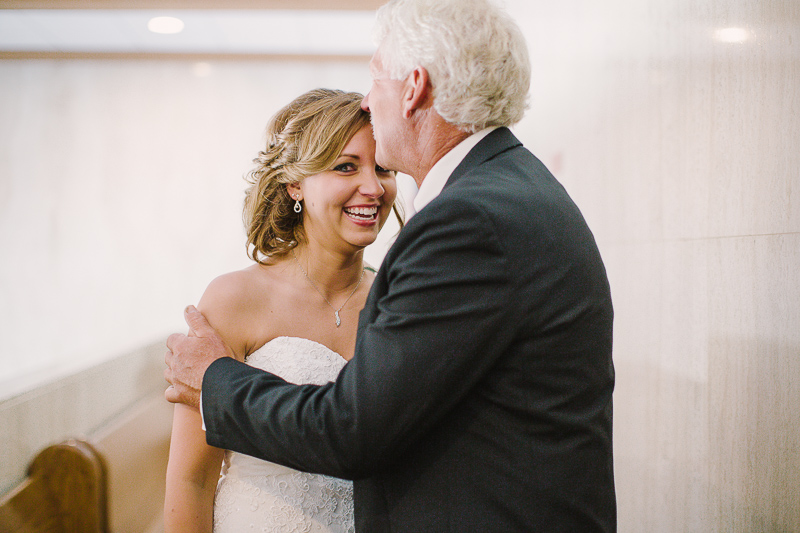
[402,66,431,119]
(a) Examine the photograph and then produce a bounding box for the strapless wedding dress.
[213,336,354,533]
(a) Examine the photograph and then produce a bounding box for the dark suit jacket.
[203,127,616,532]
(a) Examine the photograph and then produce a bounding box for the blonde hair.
[243,89,371,263]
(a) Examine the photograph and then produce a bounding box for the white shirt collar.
[412,126,499,214]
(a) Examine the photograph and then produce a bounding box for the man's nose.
[359,168,385,198]
[361,92,370,112]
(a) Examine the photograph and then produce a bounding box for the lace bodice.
[213,337,354,533]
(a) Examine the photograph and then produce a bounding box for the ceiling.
[0,1,385,9]
[0,1,385,59]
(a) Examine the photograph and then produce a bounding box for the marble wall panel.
[707,234,800,531]
[510,0,800,529]
[0,58,403,386]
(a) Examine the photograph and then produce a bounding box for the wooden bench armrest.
[0,439,109,533]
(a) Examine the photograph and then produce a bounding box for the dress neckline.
[249,335,348,363]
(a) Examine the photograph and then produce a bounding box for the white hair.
[373,0,531,133]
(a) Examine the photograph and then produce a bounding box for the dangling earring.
[293,197,302,213]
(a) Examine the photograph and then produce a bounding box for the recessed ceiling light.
[0,10,375,55]
[714,27,750,43]
[147,16,185,35]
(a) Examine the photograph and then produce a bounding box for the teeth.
[344,206,378,218]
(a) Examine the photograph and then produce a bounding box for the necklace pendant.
[334,310,341,327]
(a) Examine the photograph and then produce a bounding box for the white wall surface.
[0,57,413,397]
[509,0,799,530]
[1,0,798,529]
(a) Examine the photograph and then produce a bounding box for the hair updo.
[243,88,371,263]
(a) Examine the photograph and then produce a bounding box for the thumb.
[184,305,216,338]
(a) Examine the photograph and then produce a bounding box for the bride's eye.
[333,162,356,172]
[376,165,392,174]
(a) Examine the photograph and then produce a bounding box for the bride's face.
[292,125,397,252]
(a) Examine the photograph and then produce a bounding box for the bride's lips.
[343,204,380,226]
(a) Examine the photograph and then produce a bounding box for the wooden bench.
[0,393,172,533]
[0,439,107,532]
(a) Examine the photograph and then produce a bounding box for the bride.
[164,88,399,532]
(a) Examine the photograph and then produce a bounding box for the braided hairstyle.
[243,89,371,263]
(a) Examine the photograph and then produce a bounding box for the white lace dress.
[213,336,354,533]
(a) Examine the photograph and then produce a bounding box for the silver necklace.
[292,249,364,327]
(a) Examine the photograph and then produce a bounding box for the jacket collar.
[443,127,522,190]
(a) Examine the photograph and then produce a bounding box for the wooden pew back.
[0,393,172,533]
[0,440,108,532]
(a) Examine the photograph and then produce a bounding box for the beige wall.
[1,0,798,529]
[0,57,411,396]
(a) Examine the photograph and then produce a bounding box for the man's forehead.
[368,51,384,76]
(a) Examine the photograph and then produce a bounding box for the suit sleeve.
[203,197,517,479]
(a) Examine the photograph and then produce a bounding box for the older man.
[165,0,616,530]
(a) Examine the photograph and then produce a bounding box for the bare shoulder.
[196,264,285,359]
[200,268,261,305]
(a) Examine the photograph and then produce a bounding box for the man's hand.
[164,305,233,409]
